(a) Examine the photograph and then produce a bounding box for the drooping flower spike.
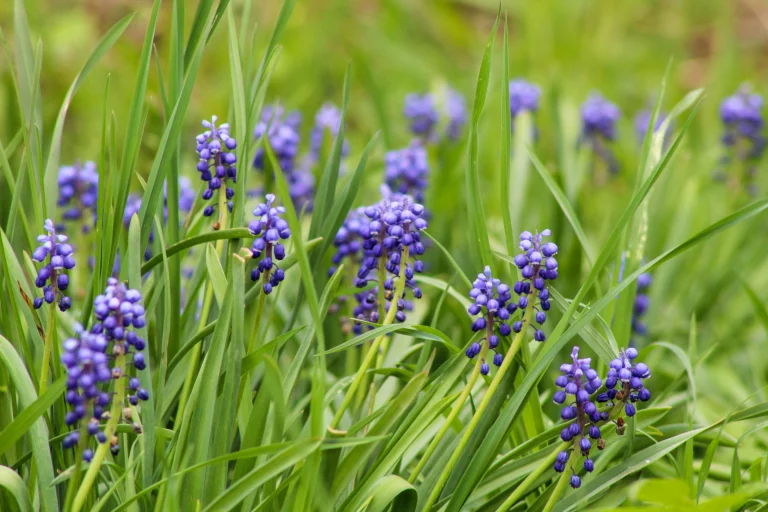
[384,141,429,203]
[511,229,558,341]
[248,194,291,294]
[598,347,651,417]
[465,266,513,373]
[57,161,98,232]
[32,219,75,311]
[196,116,237,218]
[581,93,621,174]
[553,346,606,488]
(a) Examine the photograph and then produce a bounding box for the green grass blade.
[499,17,514,256]
[0,335,58,512]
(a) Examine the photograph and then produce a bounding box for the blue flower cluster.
[384,141,429,202]
[632,273,651,337]
[248,194,291,294]
[508,79,541,121]
[633,109,669,145]
[310,102,349,161]
[404,93,439,139]
[57,161,98,232]
[403,88,467,142]
[719,87,765,191]
[465,267,511,373]
[598,347,652,416]
[581,93,621,173]
[553,347,604,487]
[32,219,75,311]
[329,209,367,277]
[62,280,149,460]
[253,105,301,173]
[196,116,237,218]
[511,229,558,341]
[61,327,112,460]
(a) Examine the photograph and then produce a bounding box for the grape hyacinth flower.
[57,161,98,232]
[597,347,651,417]
[32,219,75,311]
[309,102,349,161]
[289,161,316,213]
[248,194,291,294]
[444,88,468,141]
[79,278,150,457]
[196,116,237,219]
[632,273,652,337]
[633,109,670,146]
[465,266,513,374]
[384,141,429,202]
[253,105,301,173]
[511,229,558,341]
[404,93,439,139]
[354,188,428,324]
[718,87,766,193]
[581,93,621,174]
[508,79,541,123]
[61,326,113,459]
[329,208,367,277]
[552,346,605,486]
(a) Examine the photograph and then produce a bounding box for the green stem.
[176,188,229,428]
[247,277,268,353]
[498,441,568,510]
[39,302,56,394]
[543,440,581,512]
[421,295,537,512]
[330,246,410,429]
[72,354,126,512]
[409,344,488,484]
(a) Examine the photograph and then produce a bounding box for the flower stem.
[177,187,229,426]
[329,246,410,430]
[543,440,581,512]
[72,354,126,512]
[420,294,537,512]
[408,344,488,484]
[38,302,56,394]
[247,288,267,354]
[498,441,568,510]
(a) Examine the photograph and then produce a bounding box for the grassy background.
[2,0,768,510]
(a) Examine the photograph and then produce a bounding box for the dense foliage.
[1,0,768,511]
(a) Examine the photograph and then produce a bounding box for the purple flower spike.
[508,79,541,120]
[552,346,604,483]
[581,93,621,173]
[310,102,349,161]
[600,347,652,411]
[253,105,300,173]
[718,86,765,193]
[197,116,237,218]
[249,194,291,295]
[403,87,467,142]
[465,266,513,375]
[512,229,557,340]
[32,219,75,312]
[58,161,98,232]
[385,141,429,202]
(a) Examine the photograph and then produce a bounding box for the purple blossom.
[634,109,670,145]
[581,93,621,173]
[385,140,429,202]
[58,161,98,232]
[553,346,604,481]
[32,219,75,311]
[444,88,468,140]
[465,266,512,373]
[253,105,300,173]
[719,87,766,192]
[597,347,651,413]
[508,79,541,119]
[403,88,467,142]
[196,116,237,218]
[404,93,439,139]
[248,194,291,294]
[309,102,349,161]
[511,229,558,341]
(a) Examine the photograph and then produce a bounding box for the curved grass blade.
[0,465,32,512]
